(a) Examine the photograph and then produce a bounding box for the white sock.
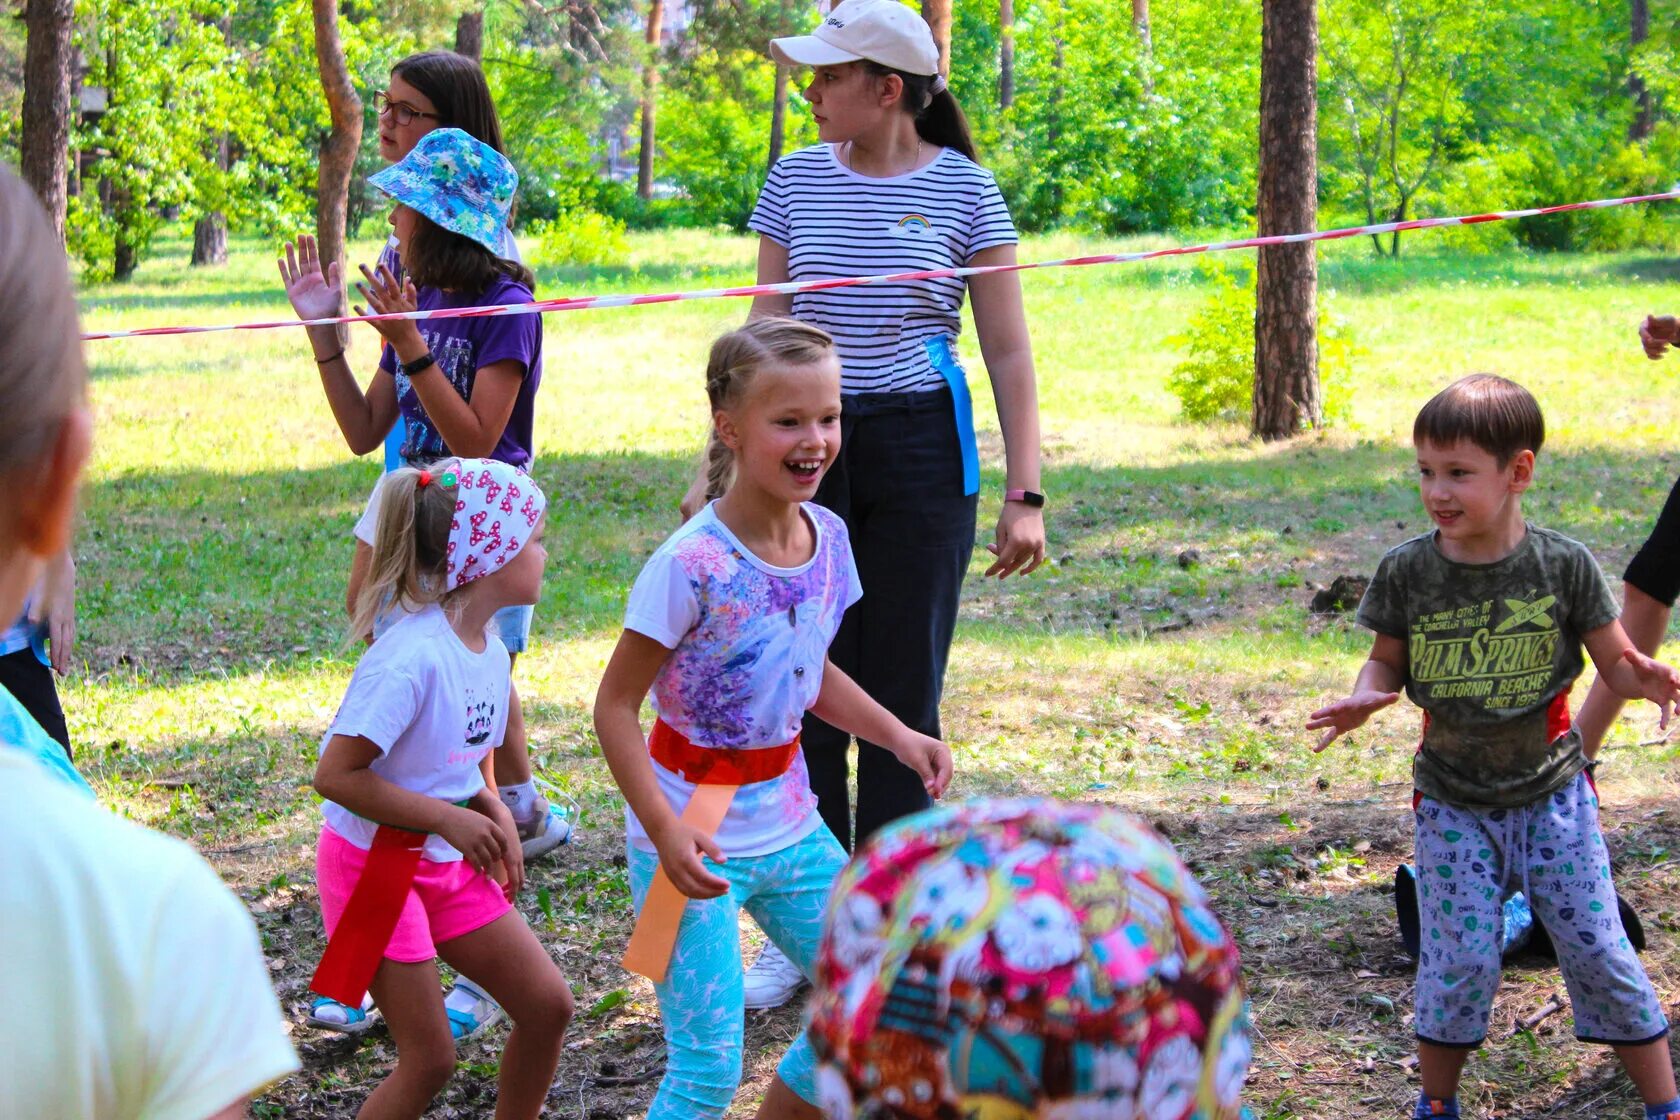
[499,781,537,818]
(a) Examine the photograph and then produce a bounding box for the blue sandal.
[307,993,376,1034]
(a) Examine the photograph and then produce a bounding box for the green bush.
[525,211,631,268]
[1168,262,1356,426]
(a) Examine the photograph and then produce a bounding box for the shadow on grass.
[68,437,1680,684]
[73,447,698,678]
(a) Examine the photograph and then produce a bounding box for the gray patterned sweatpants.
[1413,772,1667,1046]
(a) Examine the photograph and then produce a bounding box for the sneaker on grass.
[743,941,808,1010]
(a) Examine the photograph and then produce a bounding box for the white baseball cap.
[769,0,939,78]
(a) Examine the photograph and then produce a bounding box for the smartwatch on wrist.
[399,351,437,378]
[1004,488,1045,508]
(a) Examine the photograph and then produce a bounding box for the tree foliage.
[24,0,1680,279]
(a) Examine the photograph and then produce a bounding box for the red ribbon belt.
[310,824,428,1004]
[622,720,800,984]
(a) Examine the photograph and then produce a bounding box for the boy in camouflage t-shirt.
[1308,375,1680,1120]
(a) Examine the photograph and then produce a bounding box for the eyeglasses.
[374,90,441,127]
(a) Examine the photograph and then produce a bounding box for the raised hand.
[354,262,425,351]
[1306,689,1401,752]
[277,235,345,322]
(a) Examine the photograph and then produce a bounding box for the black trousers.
[803,387,977,851]
[0,647,71,756]
[1625,472,1680,607]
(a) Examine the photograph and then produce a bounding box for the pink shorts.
[316,826,512,963]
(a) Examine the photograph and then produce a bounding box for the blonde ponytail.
[349,466,459,642]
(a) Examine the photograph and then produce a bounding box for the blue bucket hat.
[367,128,516,255]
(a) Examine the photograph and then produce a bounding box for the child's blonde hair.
[701,317,836,501]
[0,171,87,482]
[350,465,461,641]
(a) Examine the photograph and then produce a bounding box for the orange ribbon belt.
[621,720,800,984]
[310,824,427,1005]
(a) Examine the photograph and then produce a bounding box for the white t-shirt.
[623,503,862,857]
[748,143,1018,394]
[320,604,511,863]
[0,748,298,1120]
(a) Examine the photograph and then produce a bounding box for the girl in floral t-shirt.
[593,318,952,1120]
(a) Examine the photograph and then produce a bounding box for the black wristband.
[313,348,344,365]
[399,351,436,377]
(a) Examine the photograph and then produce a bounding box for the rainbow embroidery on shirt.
[897,214,934,231]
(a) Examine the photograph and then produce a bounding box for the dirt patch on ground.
[246,787,1680,1119]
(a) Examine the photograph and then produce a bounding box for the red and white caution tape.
[79,189,1680,342]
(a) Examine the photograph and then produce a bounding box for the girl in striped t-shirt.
[680,0,1048,1010]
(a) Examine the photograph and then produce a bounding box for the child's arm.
[355,265,524,458]
[1582,620,1680,728]
[593,630,730,900]
[314,734,509,874]
[277,236,399,455]
[1306,633,1407,752]
[809,659,953,798]
[468,752,523,898]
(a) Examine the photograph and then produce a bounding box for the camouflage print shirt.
[1356,525,1619,809]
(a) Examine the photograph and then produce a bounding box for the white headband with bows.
[421,458,547,591]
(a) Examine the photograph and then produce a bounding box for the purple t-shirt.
[377,274,542,468]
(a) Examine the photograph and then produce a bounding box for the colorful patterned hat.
[808,799,1251,1120]
[367,127,516,255]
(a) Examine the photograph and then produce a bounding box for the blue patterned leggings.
[1414,773,1667,1047]
[628,826,848,1119]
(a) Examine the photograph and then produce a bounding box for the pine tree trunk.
[768,64,789,171]
[312,0,362,346]
[1630,0,1653,143]
[921,0,951,76]
[999,0,1014,109]
[638,0,664,200]
[456,10,484,62]
[21,0,76,241]
[191,212,228,266]
[1252,0,1320,441]
[192,132,230,266]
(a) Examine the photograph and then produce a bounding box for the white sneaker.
[742,941,808,1010]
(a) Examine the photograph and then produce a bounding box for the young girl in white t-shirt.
[311,457,572,1120]
[593,318,953,1120]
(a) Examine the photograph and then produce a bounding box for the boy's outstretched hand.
[1621,648,1680,729]
[1641,315,1678,360]
[1306,690,1401,752]
[892,731,953,800]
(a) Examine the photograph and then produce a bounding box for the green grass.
[65,227,1680,1117]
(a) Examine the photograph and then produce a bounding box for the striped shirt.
[749,143,1017,394]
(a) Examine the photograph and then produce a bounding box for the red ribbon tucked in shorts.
[310,824,428,1005]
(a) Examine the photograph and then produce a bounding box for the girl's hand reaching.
[1306,689,1401,752]
[278,235,345,322]
[653,821,730,900]
[439,806,511,875]
[354,262,426,353]
[1620,648,1680,729]
[891,730,954,799]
